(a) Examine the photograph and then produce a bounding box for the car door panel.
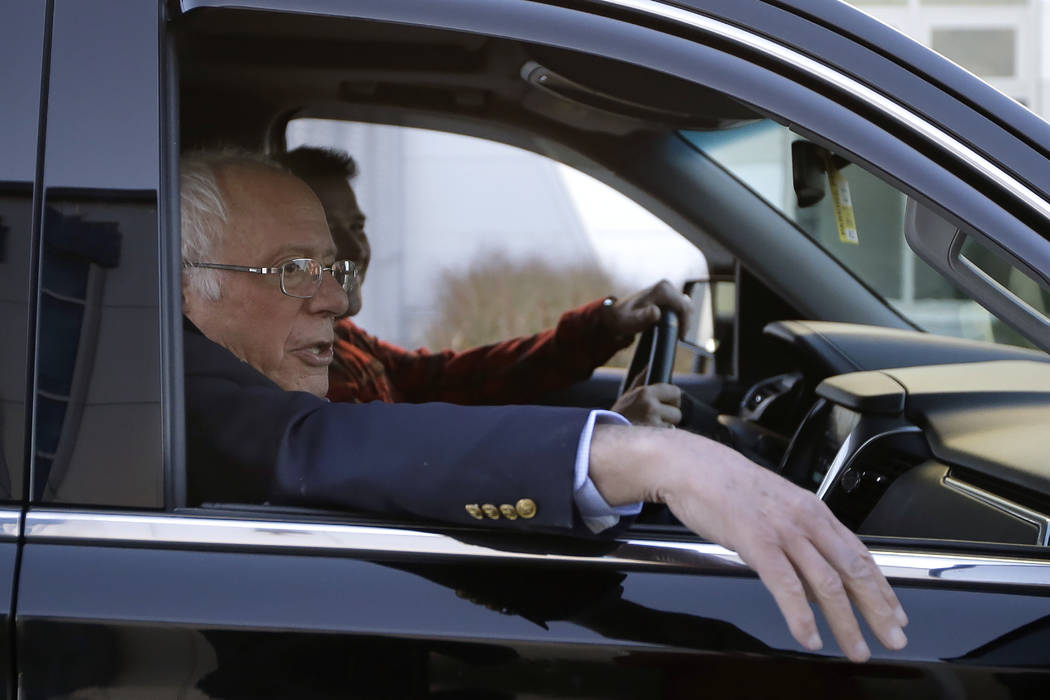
[17,511,1050,697]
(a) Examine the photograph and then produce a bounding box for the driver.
[277,146,687,427]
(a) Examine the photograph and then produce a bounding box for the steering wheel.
[621,309,681,527]
[618,309,679,396]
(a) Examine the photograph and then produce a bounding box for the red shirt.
[327,298,630,405]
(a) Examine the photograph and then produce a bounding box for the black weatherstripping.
[160,0,186,510]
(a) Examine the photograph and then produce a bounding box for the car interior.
[175,8,1050,550]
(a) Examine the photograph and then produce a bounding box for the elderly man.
[277,146,686,427]
[181,150,908,664]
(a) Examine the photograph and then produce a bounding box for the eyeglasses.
[184,258,360,299]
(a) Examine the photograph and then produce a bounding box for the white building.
[850,0,1048,117]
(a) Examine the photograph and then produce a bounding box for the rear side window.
[32,0,165,508]
[0,1,48,502]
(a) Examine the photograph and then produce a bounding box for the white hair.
[180,149,289,301]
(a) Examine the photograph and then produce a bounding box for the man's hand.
[603,280,693,340]
[612,374,682,427]
[589,424,909,663]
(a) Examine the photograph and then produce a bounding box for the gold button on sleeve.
[515,498,537,519]
[481,504,501,520]
[465,504,484,520]
[499,504,518,520]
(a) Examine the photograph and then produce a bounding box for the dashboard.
[752,322,1050,547]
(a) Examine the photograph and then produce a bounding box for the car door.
[14,1,1050,698]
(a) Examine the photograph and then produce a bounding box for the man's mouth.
[291,341,334,367]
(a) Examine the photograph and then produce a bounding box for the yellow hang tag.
[826,160,859,245]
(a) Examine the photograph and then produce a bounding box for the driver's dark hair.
[277,146,358,181]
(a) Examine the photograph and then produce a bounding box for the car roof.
[672,0,1050,203]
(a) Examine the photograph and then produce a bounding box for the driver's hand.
[602,279,693,340]
[612,375,682,427]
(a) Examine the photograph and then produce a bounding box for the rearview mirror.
[791,141,851,208]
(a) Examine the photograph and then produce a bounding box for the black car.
[2,0,1049,697]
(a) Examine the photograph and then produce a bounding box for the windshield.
[683,121,1045,349]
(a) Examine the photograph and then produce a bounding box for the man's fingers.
[631,304,661,328]
[785,536,872,662]
[656,404,682,426]
[837,520,907,628]
[643,280,693,338]
[646,383,682,406]
[744,546,823,653]
[737,491,905,662]
[812,517,909,648]
[611,280,695,337]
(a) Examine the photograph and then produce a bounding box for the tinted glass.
[0,0,47,501]
[34,0,164,507]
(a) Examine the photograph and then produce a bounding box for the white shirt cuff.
[573,409,643,534]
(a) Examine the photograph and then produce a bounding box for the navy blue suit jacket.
[184,319,593,530]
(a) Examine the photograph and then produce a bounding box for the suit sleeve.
[276,400,589,530]
[343,298,631,405]
[185,324,592,531]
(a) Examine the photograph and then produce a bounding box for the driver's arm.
[332,297,631,405]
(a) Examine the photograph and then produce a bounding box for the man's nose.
[308,268,350,317]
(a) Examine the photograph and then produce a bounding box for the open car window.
[172,4,1050,555]
[286,118,707,362]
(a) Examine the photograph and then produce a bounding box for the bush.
[424,252,632,366]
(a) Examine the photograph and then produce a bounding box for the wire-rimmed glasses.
[184,258,360,299]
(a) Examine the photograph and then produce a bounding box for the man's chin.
[303,376,329,398]
[274,370,329,397]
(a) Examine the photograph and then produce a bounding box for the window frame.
[164,0,1050,568]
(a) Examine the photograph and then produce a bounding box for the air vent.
[825,435,928,530]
